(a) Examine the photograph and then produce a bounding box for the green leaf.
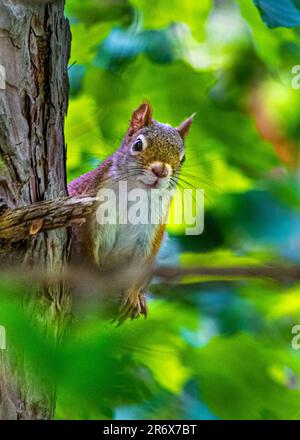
[253,0,300,29]
[186,334,300,419]
[237,0,299,68]
[66,0,133,25]
[130,0,212,40]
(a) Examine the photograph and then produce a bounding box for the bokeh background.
[3,0,300,420]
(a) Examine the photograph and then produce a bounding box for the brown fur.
[68,101,193,322]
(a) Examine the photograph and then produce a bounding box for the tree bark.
[0,0,71,419]
[0,195,97,242]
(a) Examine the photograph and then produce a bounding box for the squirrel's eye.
[133,139,143,152]
[131,136,146,154]
[180,154,186,164]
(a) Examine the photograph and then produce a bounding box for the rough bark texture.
[0,195,97,242]
[0,0,71,419]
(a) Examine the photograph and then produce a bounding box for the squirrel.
[68,101,194,323]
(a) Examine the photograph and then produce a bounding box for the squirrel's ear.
[177,113,195,140]
[129,101,153,134]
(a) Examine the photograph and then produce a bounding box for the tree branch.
[0,195,98,242]
[1,196,300,285]
[1,263,300,294]
[153,264,300,283]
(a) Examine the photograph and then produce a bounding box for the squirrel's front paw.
[117,290,148,325]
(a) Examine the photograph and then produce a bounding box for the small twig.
[68,60,77,71]
[153,264,300,283]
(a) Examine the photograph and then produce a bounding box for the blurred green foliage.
[253,0,300,28]
[3,0,300,420]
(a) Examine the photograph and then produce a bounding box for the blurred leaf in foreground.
[185,333,300,419]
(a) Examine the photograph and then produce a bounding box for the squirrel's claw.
[139,293,148,319]
[116,291,147,325]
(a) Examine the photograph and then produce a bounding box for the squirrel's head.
[118,101,194,189]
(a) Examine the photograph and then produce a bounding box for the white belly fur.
[92,183,171,268]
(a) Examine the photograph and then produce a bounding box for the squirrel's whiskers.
[68,101,194,324]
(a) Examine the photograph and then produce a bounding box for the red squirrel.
[68,101,194,323]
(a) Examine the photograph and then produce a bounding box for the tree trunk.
[0,0,71,419]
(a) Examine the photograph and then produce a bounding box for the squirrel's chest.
[91,189,169,267]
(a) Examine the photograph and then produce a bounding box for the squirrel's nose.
[151,162,169,178]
